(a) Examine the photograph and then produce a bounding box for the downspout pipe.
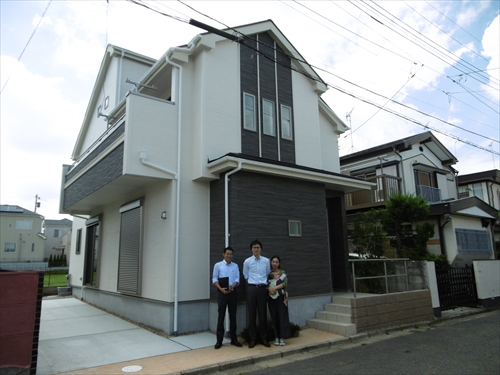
[225,162,243,246]
[165,34,201,336]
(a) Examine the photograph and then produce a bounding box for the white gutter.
[165,34,201,336]
[224,161,243,246]
[117,50,124,103]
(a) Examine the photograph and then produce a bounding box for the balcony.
[416,185,442,203]
[60,92,178,215]
[345,174,401,211]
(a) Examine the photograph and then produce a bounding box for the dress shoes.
[260,340,271,347]
[248,341,256,348]
[214,342,222,349]
[231,340,243,347]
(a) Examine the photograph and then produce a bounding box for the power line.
[127,0,499,156]
[1,0,52,95]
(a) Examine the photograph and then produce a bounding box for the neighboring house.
[0,205,46,263]
[458,169,500,252]
[340,132,498,267]
[58,20,373,335]
[42,219,72,261]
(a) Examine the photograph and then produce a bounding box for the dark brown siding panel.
[66,123,125,182]
[63,143,124,209]
[258,33,278,160]
[240,37,259,157]
[209,177,226,301]
[228,171,331,298]
[277,46,295,164]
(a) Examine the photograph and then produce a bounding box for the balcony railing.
[345,174,401,210]
[417,185,441,203]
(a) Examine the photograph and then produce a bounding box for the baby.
[268,271,289,306]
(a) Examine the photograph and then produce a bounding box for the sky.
[1,0,499,221]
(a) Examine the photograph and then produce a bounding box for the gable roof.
[429,196,498,220]
[71,45,157,160]
[44,219,73,226]
[0,205,40,216]
[340,131,458,167]
[458,169,500,184]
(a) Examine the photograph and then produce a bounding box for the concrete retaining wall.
[351,290,433,332]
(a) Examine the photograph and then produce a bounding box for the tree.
[350,209,385,258]
[382,194,430,258]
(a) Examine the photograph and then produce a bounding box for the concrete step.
[316,310,352,324]
[325,303,351,315]
[307,318,357,337]
[331,295,352,306]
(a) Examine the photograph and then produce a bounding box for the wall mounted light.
[161,211,167,220]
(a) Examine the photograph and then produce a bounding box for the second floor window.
[243,93,256,131]
[263,99,275,136]
[472,183,484,201]
[281,105,293,140]
[16,219,33,230]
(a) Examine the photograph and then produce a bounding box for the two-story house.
[42,218,72,261]
[0,205,46,264]
[59,20,373,335]
[340,132,498,267]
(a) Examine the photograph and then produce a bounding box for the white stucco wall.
[124,92,178,179]
[292,64,322,169]
[192,41,241,179]
[473,260,500,300]
[318,110,340,172]
[68,216,87,287]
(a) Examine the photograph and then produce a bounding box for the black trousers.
[216,289,237,343]
[246,285,268,342]
[268,294,291,339]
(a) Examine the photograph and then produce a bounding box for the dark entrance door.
[326,195,350,291]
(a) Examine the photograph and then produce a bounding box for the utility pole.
[34,194,41,213]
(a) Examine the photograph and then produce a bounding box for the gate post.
[423,261,441,317]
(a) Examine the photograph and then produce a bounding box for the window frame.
[16,219,33,230]
[262,99,276,136]
[280,104,293,140]
[4,243,16,252]
[75,228,82,255]
[243,93,257,131]
[288,220,302,237]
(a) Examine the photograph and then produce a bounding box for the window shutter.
[117,206,142,294]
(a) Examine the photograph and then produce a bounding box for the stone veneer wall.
[351,290,433,332]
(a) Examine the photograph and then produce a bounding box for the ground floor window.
[4,243,16,252]
[456,228,491,254]
[84,216,100,286]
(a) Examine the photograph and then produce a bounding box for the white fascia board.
[207,156,374,193]
[319,99,348,134]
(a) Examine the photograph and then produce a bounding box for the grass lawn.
[44,273,68,287]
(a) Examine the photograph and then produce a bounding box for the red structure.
[0,270,43,375]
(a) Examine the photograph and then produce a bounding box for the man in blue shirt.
[212,246,242,349]
[243,239,271,348]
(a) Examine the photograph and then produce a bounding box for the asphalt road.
[237,310,500,375]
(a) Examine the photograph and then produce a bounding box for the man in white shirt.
[212,246,242,349]
[243,239,271,348]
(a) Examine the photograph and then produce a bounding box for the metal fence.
[349,258,413,297]
[435,266,478,311]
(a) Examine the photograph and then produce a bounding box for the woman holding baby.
[267,255,291,346]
